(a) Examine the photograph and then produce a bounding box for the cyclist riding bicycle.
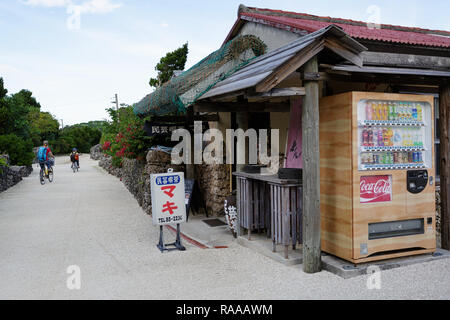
[37,140,55,173]
[70,148,80,169]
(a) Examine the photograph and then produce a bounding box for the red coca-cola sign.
[360,175,392,203]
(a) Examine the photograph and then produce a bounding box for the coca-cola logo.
[360,175,392,203]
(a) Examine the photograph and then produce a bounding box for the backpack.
[70,153,76,161]
[37,147,47,162]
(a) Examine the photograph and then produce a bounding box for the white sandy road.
[0,154,449,300]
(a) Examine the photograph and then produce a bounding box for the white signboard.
[151,172,186,226]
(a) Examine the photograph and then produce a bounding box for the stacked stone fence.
[0,154,33,193]
[97,150,184,215]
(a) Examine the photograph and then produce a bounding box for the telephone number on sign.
[158,215,183,224]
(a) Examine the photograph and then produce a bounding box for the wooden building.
[135,5,450,273]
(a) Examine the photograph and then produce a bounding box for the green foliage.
[101,105,156,167]
[52,125,102,154]
[0,88,41,138]
[0,134,35,166]
[0,156,8,174]
[70,120,108,131]
[149,43,188,88]
[0,77,102,164]
[28,110,60,146]
[0,78,7,99]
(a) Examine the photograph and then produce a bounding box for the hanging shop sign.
[144,121,185,136]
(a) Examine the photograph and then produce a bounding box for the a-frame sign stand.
[157,224,186,252]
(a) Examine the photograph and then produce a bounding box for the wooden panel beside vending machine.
[320,92,436,264]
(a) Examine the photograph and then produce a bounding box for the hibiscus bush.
[101,105,151,168]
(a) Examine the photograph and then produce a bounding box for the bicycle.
[39,162,54,185]
[71,161,79,173]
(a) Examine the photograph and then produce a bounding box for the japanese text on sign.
[151,172,186,225]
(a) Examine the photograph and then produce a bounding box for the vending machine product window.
[357,99,433,171]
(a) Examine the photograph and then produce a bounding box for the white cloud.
[23,0,71,7]
[78,0,121,14]
[23,0,121,14]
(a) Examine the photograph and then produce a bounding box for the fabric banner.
[285,98,303,168]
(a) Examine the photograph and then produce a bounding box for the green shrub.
[0,134,35,166]
[0,157,7,174]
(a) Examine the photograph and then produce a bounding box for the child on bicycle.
[70,148,80,169]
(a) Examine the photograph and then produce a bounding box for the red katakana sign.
[151,172,186,225]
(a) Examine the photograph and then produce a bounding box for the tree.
[0,78,7,99]
[149,43,188,88]
[29,111,60,146]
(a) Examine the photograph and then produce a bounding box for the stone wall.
[98,150,184,215]
[0,154,33,193]
[90,144,103,160]
[195,163,231,216]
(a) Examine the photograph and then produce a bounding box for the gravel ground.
[0,155,449,300]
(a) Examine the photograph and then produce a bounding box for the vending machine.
[319,92,436,264]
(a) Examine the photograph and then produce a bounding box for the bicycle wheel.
[72,163,76,173]
[39,169,45,185]
[48,168,54,183]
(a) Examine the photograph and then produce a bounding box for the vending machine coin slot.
[407,170,428,194]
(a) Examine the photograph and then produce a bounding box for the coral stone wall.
[98,150,184,215]
[195,163,231,216]
[0,154,33,193]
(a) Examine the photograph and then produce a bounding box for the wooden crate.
[269,183,303,259]
[236,176,271,234]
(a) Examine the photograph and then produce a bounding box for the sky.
[0,0,449,126]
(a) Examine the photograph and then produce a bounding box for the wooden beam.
[247,87,305,99]
[440,84,450,250]
[322,71,447,86]
[193,101,290,113]
[301,56,322,273]
[151,114,220,122]
[324,38,363,67]
[363,51,450,70]
[390,85,439,94]
[255,40,325,93]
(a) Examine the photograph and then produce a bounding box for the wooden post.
[301,56,322,273]
[439,84,450,250]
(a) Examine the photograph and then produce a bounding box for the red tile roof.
[237,8,450,48]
